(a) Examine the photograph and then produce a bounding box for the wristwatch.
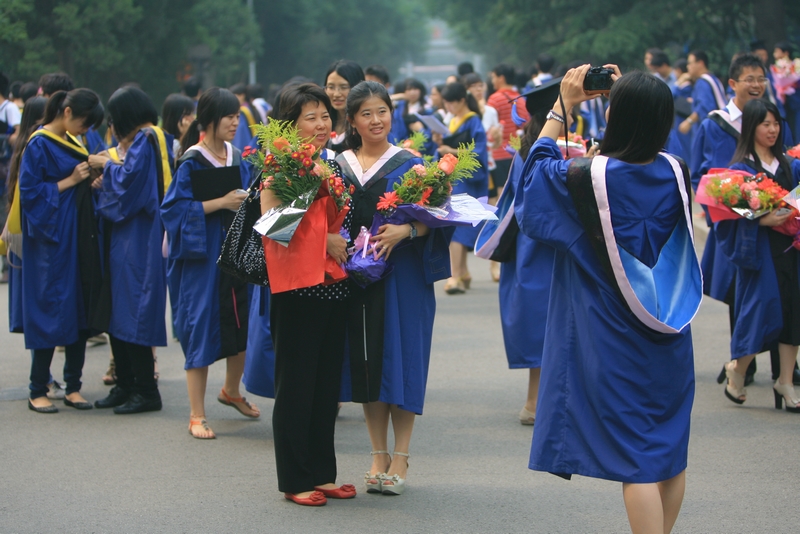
[408,222,417,240]
[546,110,566,124]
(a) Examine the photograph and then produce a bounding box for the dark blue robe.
[7,251,23,333]
[19,133,88,349]
[500,153,551,368]
[161,149,251,369]
[517,138,695,483]
[242,285,275,398]
[389,101,436,156]
[449,114,489,248]
[716,160,800,357]
[232,106,257,151]
[96,130,171,346]
[338,151,452,415]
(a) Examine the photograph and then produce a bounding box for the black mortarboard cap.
[521,76,563,117]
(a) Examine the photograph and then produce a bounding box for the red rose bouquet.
[771,59,800,104]
[696,168,791,222]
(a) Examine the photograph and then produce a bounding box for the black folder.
[190,166,243,201]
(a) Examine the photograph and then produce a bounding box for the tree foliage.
[431,0,800,77]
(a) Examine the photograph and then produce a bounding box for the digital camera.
[583,67,614,95]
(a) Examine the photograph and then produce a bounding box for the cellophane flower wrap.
[557,132,587,159]
[696,168,791,222]
[246,120,351,293]
[345,226,394,288]
[771,58,800,103]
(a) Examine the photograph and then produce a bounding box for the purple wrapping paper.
[345,248,394,288]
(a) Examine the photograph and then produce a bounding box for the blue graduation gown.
[242,285,275,398]
[517,138,695,483]
[389,101,437,156]
[339,154,452,415]
[715,160,800,358]
[7,252,23,333]
[692,75,725,125]
[450,114,489,248]
[96,130,171,347]
[161,151,252,369]
[19,134,88,349]
[80,127,107,155]
[232,106,256,151]
[499,153,551,368]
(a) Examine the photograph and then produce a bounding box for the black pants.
[29,332,89,399]
[271,292,347,494]
[109,336,158,397]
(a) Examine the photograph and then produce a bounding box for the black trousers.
[271,292,347,494]
[109,336,158,397]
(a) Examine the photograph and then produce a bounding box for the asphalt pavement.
[1,216,799,533]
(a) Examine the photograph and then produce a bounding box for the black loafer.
[28,399,59,413]
[64,398,93,410]
[113,393,162,414]
[94,386,130,409]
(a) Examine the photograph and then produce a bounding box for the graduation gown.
[19,131,92,349]
[499,153,552,369]
[161,145,251,369]
[716,159,800,358]
[7,251,23,333]
[447,114,489,248]
[337,146,452,415]
[233,105,257,151]
[95,128,172,347]
[517,138,700,483]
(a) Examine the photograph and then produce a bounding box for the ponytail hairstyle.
[42,88,104,131]
[441,82,482,118]
[6,96,47,210]
[344,81,393,151]
[730,98,791,177]
[107,86,158,140]
[179,86,240,155]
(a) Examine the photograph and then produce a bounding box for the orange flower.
[416,187,433,206]
[438,153,458,175]
[273,137,292,153]
[377,191,400,211]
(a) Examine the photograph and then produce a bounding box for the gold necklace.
[202,140,226,161]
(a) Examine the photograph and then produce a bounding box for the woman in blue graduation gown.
[88,87,172,414]
[516,68,702,533]
[337,81,452,496]
[161,87,258,439]
[717,99,800,412]
[434,82,489,294]
[19,89,105,413]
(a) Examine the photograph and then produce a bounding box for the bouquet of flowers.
[396,131,429,159]
[696,168,790,222]
[247,120,350,293]
[345,227,394,288]
[771,58,800,103]
[787,143,800,159]
[557,132,587,159]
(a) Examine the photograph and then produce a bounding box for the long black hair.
[106,86,159,140]
[441,82,482,118]
[161,93,195,139]
[6,96,47,209]
[402,77,427,115]
[344,81,392,151]
[599,71,673,163]
[180,87,240,155]
[42,89,104,130]
[324,59,364,129]
[519,109,548,162]
[730,99,791,177]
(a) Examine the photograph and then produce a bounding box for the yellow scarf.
[448,111,478,134]
[146,126,173,193]
[240,105,257,135]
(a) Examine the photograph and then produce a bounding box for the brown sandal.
[217,388,260,418]
[188,417,216,439]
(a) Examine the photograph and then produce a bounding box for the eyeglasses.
[736,77,768,86]
[325,84,350,93]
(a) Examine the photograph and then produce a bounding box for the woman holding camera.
[517,66,702,534]
[718,98,800,412]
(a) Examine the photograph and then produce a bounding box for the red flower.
[242,146,254,158]
[264,154,275,164]
[349,184,355,194]
[416,187,433,206]
[377,190,400,211]
[291,151,302,160]
[302,157,313,168]
[273,137,292,153]
[298,168,306,177]
[286,179,292,187]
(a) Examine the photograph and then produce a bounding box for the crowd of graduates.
[2,38,800,531]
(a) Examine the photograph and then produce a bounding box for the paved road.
[1,225,798,533]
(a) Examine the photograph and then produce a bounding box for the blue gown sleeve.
[96,132,156,221]
[468,116,489,180]
[692,79,718,120]
[19,141,63,243]
[715,162,763,271]
[690,120,714,192]
[160,160,209,259]
[515,138,584,251]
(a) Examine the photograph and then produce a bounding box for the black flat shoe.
[64,398,93,410]
[28,399,59,413]
[113,393,162,414]
[94,386,130,409]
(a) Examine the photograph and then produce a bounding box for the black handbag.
[217,171,270,286]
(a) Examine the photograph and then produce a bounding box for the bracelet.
[546,110,566,124]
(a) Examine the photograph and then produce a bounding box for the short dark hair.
[649,49,671,68]
[441,82,482,117]
[19,82,38,103]
[536,53,556,74]
[229,83,247,97]
[775,41,794,57]
[276,83,334,124]
[673,58,688,73]
[599,71,674,164]
[7,96,48,204]
[403,78,427,99]
[8,80,21,100]
[183,76,202,98]
[731,99,789,176]
[344,81,392,150]
[492,63,516,84]
[161,93,195,138]
[0,72,9,98]
[42,88,104,130]
[365,65,390,86]
[107,86,159,140]
[689,50,709,68]
[38,72,74,96]
[462,72,483,87]
[457,62,475,76]
[180,87,241,155]
[246,83,264,101]
[729,53,764,82]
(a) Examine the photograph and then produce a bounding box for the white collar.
[344,145,403,186]
[186,141,233,167]
[726,100,743,123]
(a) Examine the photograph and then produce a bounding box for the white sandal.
[724,361,746,405]
[365,450,391,494]
[381,452,409,496]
